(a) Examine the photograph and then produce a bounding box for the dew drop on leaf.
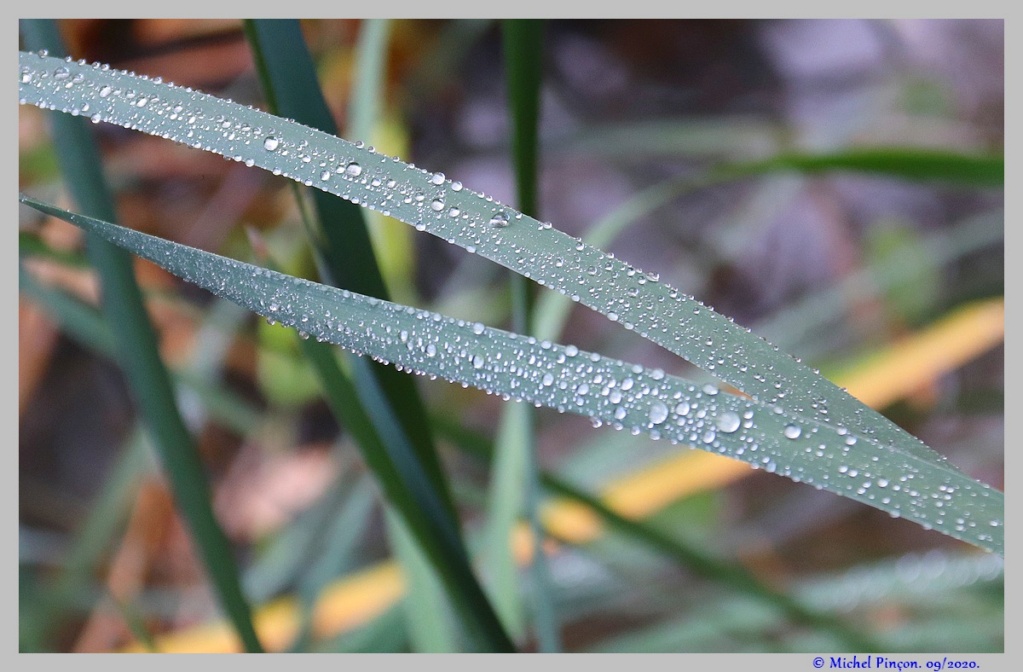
[649,402,669,425]
[716,411,741,433]
[784,423,802,439]
[263,136,280,151]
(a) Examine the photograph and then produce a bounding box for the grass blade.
[243,20,457,522]
[244,20,510,650]
[345,18,465,650]
[20,194,1003,557]
[745,147,1003,187]
[501,17,561,651]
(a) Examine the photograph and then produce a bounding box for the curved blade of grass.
[16,50,958,471]
[244,22,500,649]
[18,31,262,652]
[21,195,1002,556]
[243,20,457,524]
[344,18,465,650]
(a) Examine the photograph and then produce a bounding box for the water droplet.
[263,136,280,151]
[451,181,463,191]
[430,172,445,185]
[489,212,509,228]
[472,355,485,369]
[53,67,70,80]
[541,373,555,387]
[716,411,741,433]
[448,207,461,217]
[430,199,445,212]
[702,384,719,396]
[346,162,363,177]
[674,401,690,417]
[649,402,669,425]
[784,424,802,440]
[320,170,331,181]
[471,322,485,335]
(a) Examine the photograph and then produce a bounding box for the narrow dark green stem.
[300,340,514,651]
[243,20,457,519]
[243,19,513,651]
[503,18,561,652]
[21,19,263,653]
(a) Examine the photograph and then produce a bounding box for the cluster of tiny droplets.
[19,52,1002,554]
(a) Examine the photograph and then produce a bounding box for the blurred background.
[19,19,1003,652]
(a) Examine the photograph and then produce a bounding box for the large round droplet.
[345,162,363,177]
[716,411,741,433]
[784,424,802,440]
[430,199,445,212]
[263,136,280,151]
[489,212,509,228]
[649,402,669,425]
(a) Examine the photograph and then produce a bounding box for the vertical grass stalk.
[20,19,264,652]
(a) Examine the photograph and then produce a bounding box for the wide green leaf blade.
[19,194,1003,556]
